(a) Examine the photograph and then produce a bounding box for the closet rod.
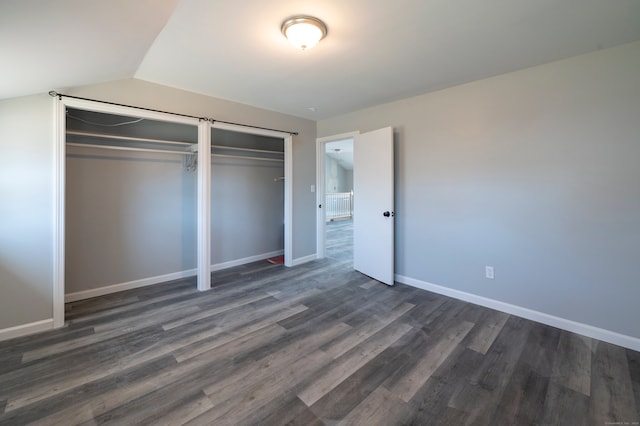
[212,153,284,162]
[67,130,194,146]
[67,143,192,156]
[211,144,284,155]
[50,91,299,136]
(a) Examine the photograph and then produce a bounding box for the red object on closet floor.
[266,255,285,265]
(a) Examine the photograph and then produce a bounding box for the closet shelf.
[67,143,194,156]
[211,153,284,162]
[66,130,196,147]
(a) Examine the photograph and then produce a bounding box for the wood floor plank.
[90,389,212,426]
[27,324,286,426]
[162,291,272,330]
[240,393,324,426]
[540,380,590,426]
[153,393,214,426]
[359,279,379,289]
[628,348,640,418]
[466,309,509,354]
[447,316,533,424]
[337,387,409,426]
[172,304,307,362]
[193,351,333,425]
[387,320,475,402]
[2,355,178,426]
[404,347,485,425]
[1,325,167,403]
[202,322,352,403]
[551,331,592,396]
[66,287,195,324]
[589,340,638,425]
[517,321,562,378]
[21,304,201,362]
[321,301,414,359]
[307,327,420,422]
[297,321,413,407]
[489,362,549,425]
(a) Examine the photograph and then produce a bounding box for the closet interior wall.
[65,108,198,296]
[210,128,284,266]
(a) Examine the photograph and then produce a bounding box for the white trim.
[211,250,285,272]
[291,253,318,266]
[54,97,203,326]
[0,319,55,342]
[284,135,293,267]
[65,270,197,303]
[55,97,198,125]
[315,131,359,259]
[395,274,640,352]
[316,131,360,144]
[197,120,211,291]
[316,138,326,259]
[52,96,65,328]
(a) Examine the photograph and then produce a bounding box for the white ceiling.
[2,0,640,120]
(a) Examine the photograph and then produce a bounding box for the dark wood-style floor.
[1,221,639,425]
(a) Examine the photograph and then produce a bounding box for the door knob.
[383,211,391,217]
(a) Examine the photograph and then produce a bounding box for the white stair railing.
[326,191,353,221]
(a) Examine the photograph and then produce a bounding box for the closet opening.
[210,127,286,270]
[64,107,199,302]
[53,96,293,328]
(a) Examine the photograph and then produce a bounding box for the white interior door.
[353,127,394,285]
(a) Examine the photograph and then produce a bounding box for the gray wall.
[0,94,53,328]
[325,156,352,193]
[211,156,284,263]
[318,41,640,339]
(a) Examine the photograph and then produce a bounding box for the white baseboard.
[0,319,54,342]
[291,253,318,266]
[211,250,284,272]
[65,250,286,303]
[65,269,198,303]
[395,274,640,352]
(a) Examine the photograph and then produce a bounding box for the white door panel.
[353,127,394,285]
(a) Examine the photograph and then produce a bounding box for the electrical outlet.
[485,266,494,280]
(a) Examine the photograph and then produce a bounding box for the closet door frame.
[53,97,207,328]
[54,97,293,328]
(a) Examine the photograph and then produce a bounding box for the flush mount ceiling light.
[281,15,327,50]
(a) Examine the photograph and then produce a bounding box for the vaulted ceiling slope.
[2,0,640,119]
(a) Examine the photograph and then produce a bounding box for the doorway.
[317,128,395,285]
[324,139,354,262]
[316,132,359,262]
